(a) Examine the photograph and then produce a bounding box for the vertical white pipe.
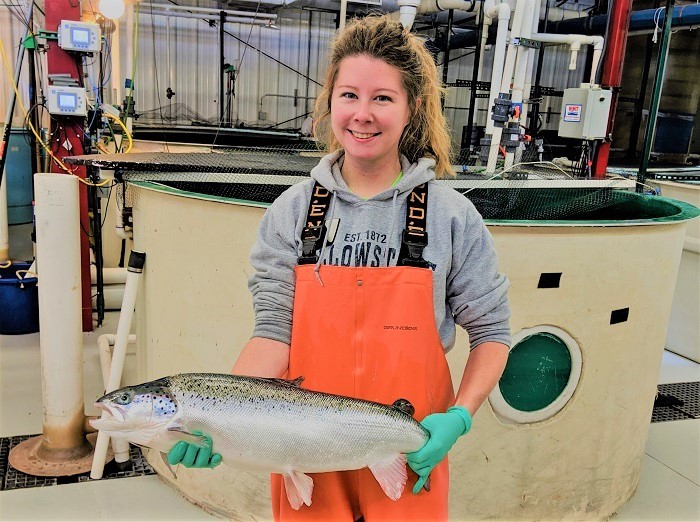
[484,2,511,135]
[505,0,535,168]
[91,251,146,479]
[339,0,348,30]
[486,0,527,173]
[34,173,86,449]
[110,20,122,105]
[521,4,540,130]
[0,170,8,262]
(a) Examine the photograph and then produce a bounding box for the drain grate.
[652,382,700,423]
[1,434,155,491]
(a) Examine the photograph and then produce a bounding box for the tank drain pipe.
[529,33,604,83]
[95,333,137,466]
[482,0,511,136]
[90,250,146,479]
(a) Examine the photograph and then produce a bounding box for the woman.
[169,15,511,521]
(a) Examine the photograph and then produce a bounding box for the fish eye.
[115,392,132,405]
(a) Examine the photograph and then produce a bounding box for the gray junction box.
[558,84,612,140]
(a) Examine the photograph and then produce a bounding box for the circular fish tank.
[124,171,698,520]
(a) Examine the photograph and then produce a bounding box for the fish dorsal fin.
[282,470,314,510]
[258,376,305,388]
[391,398,415,417]
[368,454,408,501]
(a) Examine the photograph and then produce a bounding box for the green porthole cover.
[499,332,572,412]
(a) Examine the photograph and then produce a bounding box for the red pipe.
[45,0,93,331]
[592,0,634,178]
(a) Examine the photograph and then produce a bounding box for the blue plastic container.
[0,262,39,335]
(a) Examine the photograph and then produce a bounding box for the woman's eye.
[376,95,392,102]
[340,92,357,99]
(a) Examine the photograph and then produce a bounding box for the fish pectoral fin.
[159,451,178,480]
[166,426,208,448]
[368,454,408,501]
[282,470,314,510]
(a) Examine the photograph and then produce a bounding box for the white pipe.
[91,266,127,285]
[417,0,473,12]
[485,0,527,173]
[0,168,8,262]
[530,33,604,82]
[505,0,536,169]
[398,0,422,29]
[34,173,86,450]
[92,284,126,310]
[339,0,348,30]
[484,1,511,135]
[110,20,121,105]
[142,3,277,19]
[147,11,275,26]
[96,334,136,465]
[521,2,540,129]
[91,251,145,479]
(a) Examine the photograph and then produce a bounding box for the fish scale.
[90,372,429,510]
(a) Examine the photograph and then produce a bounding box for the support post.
[638,0,675,192]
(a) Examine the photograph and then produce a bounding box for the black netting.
[69,144,643,221]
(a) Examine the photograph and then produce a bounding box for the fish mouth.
[94,401,125,422]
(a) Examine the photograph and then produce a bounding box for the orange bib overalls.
[271,183,454,522]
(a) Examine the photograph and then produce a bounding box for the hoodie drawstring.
[386,189,399,267]
[313,191,337,286]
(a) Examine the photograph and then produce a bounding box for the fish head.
[90,378,178,445]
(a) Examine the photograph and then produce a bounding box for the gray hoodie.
[249,150,511,352]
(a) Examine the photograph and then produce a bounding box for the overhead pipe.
[146,10,276,26]
[141,3,277,19]
[529,33,604,83]
[545,3,700,35]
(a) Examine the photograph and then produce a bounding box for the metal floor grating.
[0,435,155,491]
[652,382,700,422]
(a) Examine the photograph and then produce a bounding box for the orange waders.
[270,185,455,522]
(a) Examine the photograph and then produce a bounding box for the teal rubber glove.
[167,431,222,468]
[406,406,472,494]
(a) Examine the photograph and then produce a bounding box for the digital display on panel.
[71,28,90,44]
[59,93,77,109]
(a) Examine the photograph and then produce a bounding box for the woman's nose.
[353,100,373,122]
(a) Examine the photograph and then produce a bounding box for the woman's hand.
[167,431,222,468]
[406,406,472,493]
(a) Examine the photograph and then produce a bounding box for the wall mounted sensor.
[58,20,101,53]
[47,86,87,116]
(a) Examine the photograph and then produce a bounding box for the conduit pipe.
[91,250,146,479]
[91,266,127,285]
[92,285,126,310]
[521,4,540,136]
[96,334,137,466]
[147,10,276,26]
[142,3,277,19]
[9,174,98,476]
[529,33,604,83]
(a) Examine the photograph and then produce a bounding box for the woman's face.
[330,55,412,169]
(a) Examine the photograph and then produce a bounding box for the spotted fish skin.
[90,373,428,510]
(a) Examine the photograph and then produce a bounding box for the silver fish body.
[90,373,428,509]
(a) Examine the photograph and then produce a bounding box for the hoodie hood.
[309,150,437,202]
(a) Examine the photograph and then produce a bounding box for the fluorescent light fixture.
[99,0,125,20]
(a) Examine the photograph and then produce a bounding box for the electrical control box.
[47,86,87,116]
[558,84,612,140]
[58,20,101,52]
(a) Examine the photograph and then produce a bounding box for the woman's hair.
[313,15,454,178]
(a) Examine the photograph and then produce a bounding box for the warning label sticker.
[564,104,583,123]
